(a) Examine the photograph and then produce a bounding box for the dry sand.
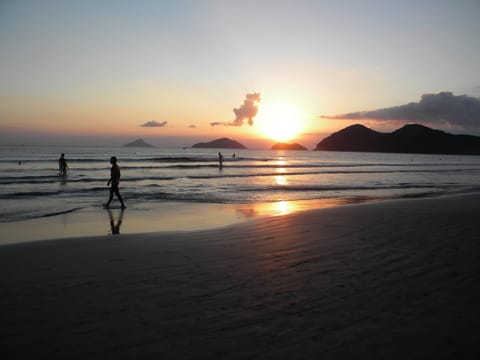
[1,194,480,359]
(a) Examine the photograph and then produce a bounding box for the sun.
[256,101,304,142]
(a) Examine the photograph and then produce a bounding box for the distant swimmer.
[103,156,126,209]
[58,153,68,176]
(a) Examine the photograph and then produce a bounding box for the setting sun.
[256,101,304,142]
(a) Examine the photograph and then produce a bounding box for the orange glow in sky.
[1,2,479,147]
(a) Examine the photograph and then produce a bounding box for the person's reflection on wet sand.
[107,208,125,235]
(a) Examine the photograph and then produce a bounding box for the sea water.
[1,145,480,224]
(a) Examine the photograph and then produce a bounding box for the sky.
[1,0,479,149]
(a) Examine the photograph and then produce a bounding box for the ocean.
[1,145,480,225]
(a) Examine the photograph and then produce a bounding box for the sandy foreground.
[1,194,480,359]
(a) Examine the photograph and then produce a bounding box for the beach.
[1,194,480,359]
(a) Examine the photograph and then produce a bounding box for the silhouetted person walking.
[104,156,126,209]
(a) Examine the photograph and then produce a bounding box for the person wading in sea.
[103,156,126,209]
[218,152,224,169]
[58,153,68,176]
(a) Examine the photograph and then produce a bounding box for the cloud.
[188,124,197,128]
[141,120,168,127]
[321,92,480,131]
[210,92,261,127]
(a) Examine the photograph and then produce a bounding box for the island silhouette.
[315,124,480,155]
[271,142,308,151]
[192,137,247,149]
[123,138,155,147]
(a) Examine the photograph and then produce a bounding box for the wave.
[1,166,479,187]
[0,206,85,223]
[0,155,273,164]
[40,207,84,218]
[0,190,65,199]
[0,187,107,199]
[120,184,472,204]
[240,183,441,192]
[2,180,473,202]
[0,175,61,184]
[4,153,480,166]
[149,156,272,162]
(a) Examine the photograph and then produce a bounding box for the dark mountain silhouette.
[315,124,480,155]
[123,138,154,147]
[192,137,247,149]
[271,142,308,151]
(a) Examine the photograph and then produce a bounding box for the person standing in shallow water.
[104,156,126,209]
[218,152,224,169]
[58,153,68,176]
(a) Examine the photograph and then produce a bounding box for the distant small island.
[192,137,247,149]
[315,124,480,155]
[271,142,308,151]
[123,138,155,148]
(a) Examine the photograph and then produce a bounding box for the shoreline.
[2,193,479,358]
[0,191,465,245]
[0,196,372,245]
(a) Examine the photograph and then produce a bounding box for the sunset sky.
[1,0,479,148]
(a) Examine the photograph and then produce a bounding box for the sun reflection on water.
[236,200,303,218]
[274,165,287,186]
[273,200,296,215]
[274,175,287,186]
[235,198,347,220]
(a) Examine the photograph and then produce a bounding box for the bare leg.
[114,188,126,208]
[104,189,114,207]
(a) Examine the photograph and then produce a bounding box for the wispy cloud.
[211,92,261,127]
[321,92,480,132]
[140,120,168,127]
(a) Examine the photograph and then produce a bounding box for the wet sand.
[1,194,480,359]
[0,198,350,245]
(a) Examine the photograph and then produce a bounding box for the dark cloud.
[188,125,197,128]
[140,120,168,127]
[210,92,261,127]
[321,92,480,131]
